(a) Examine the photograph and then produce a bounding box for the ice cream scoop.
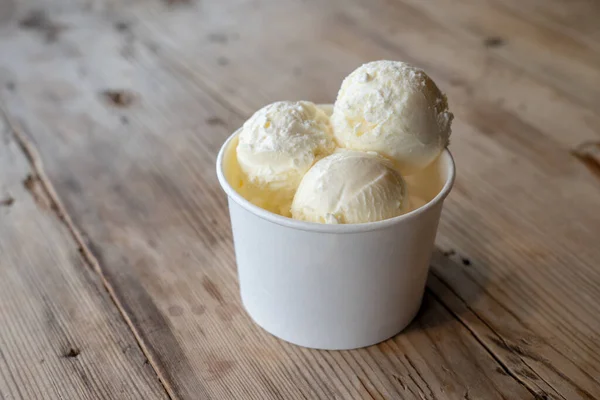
[291,150,408,224]
[236,101,336,215]
[331,61,453,174]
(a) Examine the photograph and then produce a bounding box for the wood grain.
[0,115,168,398]
[1,0,599,399]
[402,0,600,108]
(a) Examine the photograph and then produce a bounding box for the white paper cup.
[216,130,455,350]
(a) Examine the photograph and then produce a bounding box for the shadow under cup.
[216,129,455,350]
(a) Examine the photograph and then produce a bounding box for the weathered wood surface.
[1,0,599,399]
[0,114,168,398]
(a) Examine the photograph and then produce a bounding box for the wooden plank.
[0,115,168,399]
[0,1,543,399]
[2,0,600,398]
[485,0,600,46]
[399,0,600,109]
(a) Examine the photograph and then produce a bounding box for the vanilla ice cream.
[236,101,336,215]
[331,61,453,175]
[291,150,408,224]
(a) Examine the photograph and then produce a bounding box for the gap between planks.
[0,107,177,400]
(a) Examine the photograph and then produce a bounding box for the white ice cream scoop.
[237,100,336,190]
[291,150,408,224]
[236,101,336,216]
[331,61,453,175]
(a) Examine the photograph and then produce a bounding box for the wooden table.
[1,0,599,398]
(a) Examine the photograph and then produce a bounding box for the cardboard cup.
[216,130,455,350]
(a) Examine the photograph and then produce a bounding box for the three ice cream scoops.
[227,60,453,224]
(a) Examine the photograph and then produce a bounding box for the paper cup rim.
[216,131,455,234]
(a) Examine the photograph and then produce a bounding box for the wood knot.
[64,347,80,358]
[442,249,456,257]
[19,10,67,43]
[571,141,600,179]
[207,33,228,44]
[0,196,14,207]
[114,21,130,33]
[217,56,229,66]
[483,36,505,48]
[23,174,56,212]
[101,90,135,108]
[206,359,235,380]
[206,116,225,126]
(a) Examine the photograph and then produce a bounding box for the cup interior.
[216,129,455,234]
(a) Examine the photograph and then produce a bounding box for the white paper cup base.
[217,130,455,350]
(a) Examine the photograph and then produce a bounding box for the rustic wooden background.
[1,0,599,399]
